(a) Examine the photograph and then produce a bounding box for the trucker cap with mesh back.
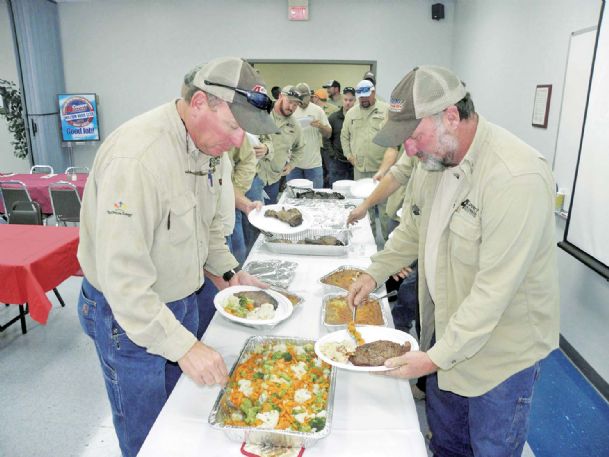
[191,56,278,134]
[373,65,466,147]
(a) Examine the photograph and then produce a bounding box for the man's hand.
[347,204,368,225]
[228,270,268,288]
[243,200,263,215]
[178,341,229,386]
[253,144,268,159]
[310,120,322,129]
[281,163,294,176]
[392,266,413,282]
[346,272,377,309]
[377,351,438,379]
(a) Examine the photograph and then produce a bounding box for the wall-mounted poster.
[58,93,100,142]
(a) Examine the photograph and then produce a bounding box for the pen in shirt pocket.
[167,211,171,230]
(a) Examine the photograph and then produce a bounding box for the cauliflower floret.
[294,412,308,424]
[238,379,253,397]
[294,388,311,404]
[247,302,275,320]
[273,343,287,353]
[290,361,308,380]
[256,410,280,429]
[312,383,321,395]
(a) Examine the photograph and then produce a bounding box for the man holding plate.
[347,65,559,456]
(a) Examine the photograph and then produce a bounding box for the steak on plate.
[234,291,278,310]
[349,340,411,367]
[264,207,303,227]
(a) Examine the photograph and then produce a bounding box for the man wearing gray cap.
[77,57,277,457]
[347,65,559,456]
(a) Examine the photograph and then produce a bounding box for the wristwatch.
[222,266,241,282]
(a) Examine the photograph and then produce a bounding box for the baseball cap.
[343,86,355,96]
[322,79,341,89]
[191,56,278,134]
[295,82,312,98]
[363,71,376,85]
[313,89,328,101]
[355,80,375,98]
[281,85,304,103]
[373,65,467,147]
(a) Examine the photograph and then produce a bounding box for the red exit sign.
[288,6,309,21]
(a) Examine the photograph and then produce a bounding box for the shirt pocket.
[169,191,197,245]
[370,114,386,132]
[448,212,481,266]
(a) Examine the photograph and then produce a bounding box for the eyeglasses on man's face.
[343,87,355,95]
[204,80,273,113]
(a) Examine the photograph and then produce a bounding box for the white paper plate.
[350,178,378,199]
[314,327,419,372]
[247,204,312,234]
[213,285,293,328]
[332,180,355,197]
[287,178,313,189]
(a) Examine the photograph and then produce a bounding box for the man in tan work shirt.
[341,79,391,239]
[242,85,305,250]
[77,57,277,457]
[347,65,559,456]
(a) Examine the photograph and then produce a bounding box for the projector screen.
[560,1,609,279]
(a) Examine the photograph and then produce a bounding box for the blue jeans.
[327,159,353,186]
[287,166,323,188]
[242,176,280,252]
[77,277,198,457]
[230,210,247,265]
[393,261,417,332]
[427,362,541,457]
[196,280,218,339]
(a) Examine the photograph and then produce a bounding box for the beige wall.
[253,62,371,95]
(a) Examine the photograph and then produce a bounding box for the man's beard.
[419,119,459,172]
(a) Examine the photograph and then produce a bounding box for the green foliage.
[0,79,28,159]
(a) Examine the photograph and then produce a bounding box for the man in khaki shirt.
[341,79,391,239]
[77,57,277,457]
[347,66,559,456]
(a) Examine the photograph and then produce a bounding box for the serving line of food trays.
[263,228,351,257]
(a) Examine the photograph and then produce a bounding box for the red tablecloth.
[0,225,80,324]
[0,173,87,214]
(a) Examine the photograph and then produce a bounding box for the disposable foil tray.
[264,228,351,257]
[321,292,388,331]
[208,335,337,449]
[318,265,368,293]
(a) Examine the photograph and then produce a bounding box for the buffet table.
[138,206,427,456]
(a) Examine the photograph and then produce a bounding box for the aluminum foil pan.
[284,187,346,200]
[243,260,298,289]
[270,287,304,308]
[318,265,368,294]
[209,335,337,449]
[264,228,351,257]
[320,292,388,331]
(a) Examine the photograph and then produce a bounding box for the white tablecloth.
[139,212,427,457]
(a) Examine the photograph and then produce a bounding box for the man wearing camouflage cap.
[348,65,559,456]
[77,57,277,456]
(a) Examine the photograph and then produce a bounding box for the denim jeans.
[242,176,280,252]
[287,166,323,188]
[230,210,247,265]
[196,280,218,340]
[327,159,354,186]
[426,362,541,457]
[392,261,418,332]
[77,277,198,457]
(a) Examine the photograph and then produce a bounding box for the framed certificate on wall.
[532,84,552,128]
[57,93,100,142]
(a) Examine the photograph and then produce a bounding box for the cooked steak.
[264,207,303,227]
[234,291,278,310]
[295,189,345,200]
[349,340,411,367]
[303,236,344,246]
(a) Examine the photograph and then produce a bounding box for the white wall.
[57,0,455,167]
[452,0,608,382]
[0,0,30,173]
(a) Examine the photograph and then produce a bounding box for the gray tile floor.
[0,276,534,457]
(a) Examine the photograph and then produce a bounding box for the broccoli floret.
[309,417,326,432]
[253,371,264,380]
[282,352,292,362]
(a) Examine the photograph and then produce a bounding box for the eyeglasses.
[204,80,273,113]
[281,89,304,101]
[355,86,372,95]
[343,87,355,95]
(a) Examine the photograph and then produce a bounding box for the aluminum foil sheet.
[243,260,298,289]
[282,198,359,229]
[209,335,337,449]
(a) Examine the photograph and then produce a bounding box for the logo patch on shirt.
[107,201,133,217]
[389,97,404,112]
[411,204,421,216]
[460,199,479,217]
[251,84,267,95]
